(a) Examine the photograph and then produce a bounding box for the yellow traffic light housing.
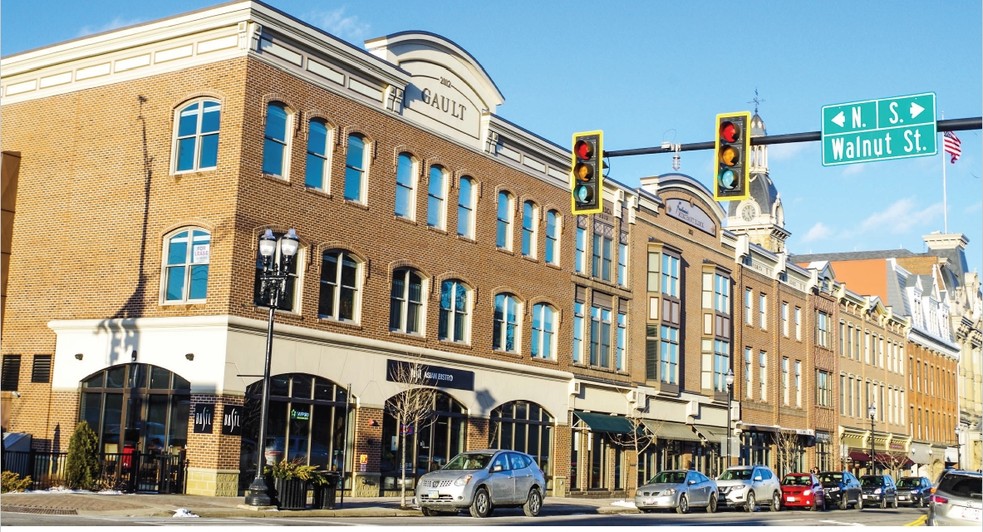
[571,131,603,215]
[713,112,751,201]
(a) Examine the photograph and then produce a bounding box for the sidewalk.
[0,490,636,519]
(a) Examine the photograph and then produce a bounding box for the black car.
[860,474,898,509]
[896,476,932,508]
[817,470,863,510]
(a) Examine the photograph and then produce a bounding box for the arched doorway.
[488,400,554,488]
[239,373,351,494]
[380,389,466,493]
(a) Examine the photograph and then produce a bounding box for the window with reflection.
[489,401,554,486]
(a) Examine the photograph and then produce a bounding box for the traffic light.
[571,130,603,215]
[713,112,751,201]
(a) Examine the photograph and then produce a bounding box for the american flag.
[943,131,961,164]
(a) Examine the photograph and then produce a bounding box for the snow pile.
[172,508,199,518]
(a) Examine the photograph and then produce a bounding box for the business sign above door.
[386,359,475,391]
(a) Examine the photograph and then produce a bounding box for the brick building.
[1,0,972,501]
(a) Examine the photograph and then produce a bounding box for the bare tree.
[610,399,657,496]
[775,431,803,477]
[385,359,439,508]
[874,450,909,476]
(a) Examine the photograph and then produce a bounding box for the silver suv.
[414,449,546,518]
[717,465,782,512]
[928,469,982,526]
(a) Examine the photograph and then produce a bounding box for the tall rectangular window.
[744,347,753,399]
[794,306,802,340]
[617,241,628,287]
[660,325,679,384]
[457,177,475,239]
[759,351,767,400]
[545,210,560,265]
[427,166,447,229]
[521,201,538,258]
[645,325,659,380]
[782,302,789,337]
[589,305,611,368]
[262,102,290,177]
[344,134,367,202]
[782,356,790,405]
[817,370,831,407]
[496,191,514,250]
[592,231,612,281]
[394,153,416,220]
[174,99,221,173]
[572,301,585,364]
[817,311,830,348]
[615,311,627,372]
[745,288,753,325]
[305,119,331,190]
[662,255,680,297]
[794,360,802,407]
[575,226,586,273]
[759,293,767,329]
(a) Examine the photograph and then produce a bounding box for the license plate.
[787,497,797,502]
[961,508,982,521]
[899,495,908,500]
[428,490,438,499]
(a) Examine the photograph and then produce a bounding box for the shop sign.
[386,359,474,391]
[290,409,311,421]
[222,405,242,435]
[193,404,214,434]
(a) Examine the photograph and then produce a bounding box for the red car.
[780,473,826,511]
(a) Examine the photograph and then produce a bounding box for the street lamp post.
[868,403,877,475]
[725,369,735,467]
[244,228,299,507]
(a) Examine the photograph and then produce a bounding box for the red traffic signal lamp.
[571,130,603,215]
[713,112,751,201]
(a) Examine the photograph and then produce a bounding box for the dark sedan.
[817,470,863,510]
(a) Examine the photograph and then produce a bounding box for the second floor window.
[521,201,538,258]
[660,325,679,384]
[438,279,470,343]
[817,370,831,407]
[318,250,360,322]
[572,301,585,364]
[262,102,290,177]
[427,165,447,229]
[390,268,423,334]
[592,231,612,281]
[817,311,830,348]
[305,119,331,190]
[163,228,210,303]
[493,293,520,353]
[574,226,586,273]
[457,177,475,238]
[174,99,220,173]
[496,191,514,250]
[545,210,560,265]
[589,305,612,368]
[344,134,367,202]
[395,153,417,220]
[530,303,557,360]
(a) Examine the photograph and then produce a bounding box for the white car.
[716,465,782,512]
[414,449,546,518]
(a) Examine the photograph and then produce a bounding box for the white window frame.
[172,99,221,174]
[531,303,557,360]
[162,228,210,304]
[426,165,447,229]
[457,176,476,239]
[305,118,333,192]
[521,200,538,259]
[394,152,418,220]
[496,191,514,251]
[262,101,293,179]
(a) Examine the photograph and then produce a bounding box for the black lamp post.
[868,403,877,475]
[725,369,735,466]
[244,228,299,507]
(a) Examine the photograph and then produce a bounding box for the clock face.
[740,203,756,222]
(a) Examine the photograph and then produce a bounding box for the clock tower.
[723,109,789,253]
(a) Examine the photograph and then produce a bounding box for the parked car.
[896,476,933,508]
[780,472,826,511]
[817,470,863,510]
[927,469,983,526]
[635,469,719,514]
[860,473,898,509]
[414,449,546,518]
[716,465,782,512]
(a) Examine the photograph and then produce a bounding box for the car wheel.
[892,496,898,509]
[916,496,924,508]
[771,491,781,512]
[745,491,756,512]
[808,498,816,511]
[856,495,863,510]
[469,487,492,518]
[706,493,717,513]
[421,507,436,516]
[839,495,848,510]
[880,496,887,509]
[522,488,542,517]
[676,495,689,514]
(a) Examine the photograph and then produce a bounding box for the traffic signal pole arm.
[603,117,981,158]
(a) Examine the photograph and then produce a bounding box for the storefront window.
[489,401,554,487]
[380,390,466,493]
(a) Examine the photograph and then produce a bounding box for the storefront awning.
[643,420,701,442]
[692,424,728,443]
[849,451,870,462]
[739,423,779,433]
[574,411,633,434]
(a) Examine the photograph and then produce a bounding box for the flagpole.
[941,112,949,233]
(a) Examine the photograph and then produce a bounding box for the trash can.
[313,472,339,509]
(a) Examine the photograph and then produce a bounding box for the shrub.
[1,471,32,493]
[64,421,101,491]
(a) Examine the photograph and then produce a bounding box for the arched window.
[163,228,210,303]
[544,210,560,265]
[381,389,467,492]
[390,268,424,334]
[344,134,368,202]
[530,303,557,360]
[79,364,191,455]
[318,250,360,322]
[493,293,520,353]
[240,374,351,493]
[395,153,417,220]
[496,191,514,250]
[489,401,554,485]
[457,176,475,239]
[305,119,331,191]
[173,99,221,173]
[262,102,291,178]
[521,200,538,258]
[438,279,470,343]
[426,165,447,229]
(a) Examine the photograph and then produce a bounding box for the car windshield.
[443,453,493,471]
[818,473,842,484]
[897,478,920,488]
[719,469,752,481]
[649,471,687,484]
[860,476,882,487]
[782,475,811,486]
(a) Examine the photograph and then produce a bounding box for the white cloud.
[802,222,834,243]
[857,198,943,235]
[304,7,371,44]
[769,142,809,162]
[77,16,143,38]
[840,163,866,176]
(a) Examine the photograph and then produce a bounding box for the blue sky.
[3,0,981,276]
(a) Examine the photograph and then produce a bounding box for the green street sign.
[821,92,937,166]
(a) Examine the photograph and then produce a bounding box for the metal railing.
[2,449,187,493]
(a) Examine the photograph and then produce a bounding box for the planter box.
[274,477,308,510]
